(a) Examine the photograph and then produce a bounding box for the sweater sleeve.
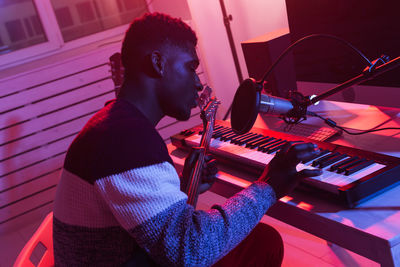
[95,161,276,267]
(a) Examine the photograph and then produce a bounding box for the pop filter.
[231,78,261,134]
[231,78,303,135]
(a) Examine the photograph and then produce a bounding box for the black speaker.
[241,28,297,98]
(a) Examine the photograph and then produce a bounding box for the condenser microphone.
[231,78,297,134]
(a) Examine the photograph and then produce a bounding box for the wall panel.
[0,40,209,233]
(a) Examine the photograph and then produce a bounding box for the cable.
[259,34,372,85]
[308,111,400,135]
[223,34,373,120]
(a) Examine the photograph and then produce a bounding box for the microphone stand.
[279,55,400,124]
[305,56,400,106]
[219,0,244,121]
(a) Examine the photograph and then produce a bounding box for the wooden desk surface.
[167,100,400,266]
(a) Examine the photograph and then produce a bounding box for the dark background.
[285,0,400,87]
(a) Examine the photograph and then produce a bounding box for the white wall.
[187,0,289,118]
[149,0,192,20]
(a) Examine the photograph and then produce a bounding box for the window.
[0,0,47,55]
[50,0,148,42]
[0,0,149,69]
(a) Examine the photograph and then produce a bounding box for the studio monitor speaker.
[241,28,297,98]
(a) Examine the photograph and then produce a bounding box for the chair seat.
[13,212,54,267]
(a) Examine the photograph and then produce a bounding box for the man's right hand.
[258,142,322,199]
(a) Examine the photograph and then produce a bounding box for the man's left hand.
[181,147,218,194]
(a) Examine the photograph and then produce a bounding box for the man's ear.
[150,51,166,77]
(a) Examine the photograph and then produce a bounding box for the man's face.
[158,44,203,121]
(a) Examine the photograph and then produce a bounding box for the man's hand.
[181,147,218,195]
[259,142,322,199]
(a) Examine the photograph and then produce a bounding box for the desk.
[167,100,400,266]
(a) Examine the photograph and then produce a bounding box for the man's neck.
[118,79,164,126]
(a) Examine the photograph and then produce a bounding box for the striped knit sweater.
[53,99,277,266]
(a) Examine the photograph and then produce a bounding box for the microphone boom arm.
[306,56,400,106]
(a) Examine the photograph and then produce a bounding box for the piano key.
[312,152,339,167]
[242,135,264,147]
[209,124,223,132]
[267,143,286,154]
[230,132,255,144]
[181,129,195,136]
[345,160,375,175]
[220,131,236,141]
[256,138,277,151]
[337,158,365,173]
[238,134,262,144]
[212,127,231,138]
[243,135,264,147]
[234,133,259,145]
[330,156,359,171]
[219,128,235,137]
[302,149,330,164]
[248,137,275,149]
[318,154,348,168]
[258,139,281,151]
[265,140,286,153]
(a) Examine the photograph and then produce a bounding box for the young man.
[53,13,321,266]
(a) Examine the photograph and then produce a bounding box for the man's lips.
[191,99,198,108]
[193,95,200,108]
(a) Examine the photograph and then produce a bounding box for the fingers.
[204,157,217,169]
[278,141,293,154]
[280,142,320,166]
[198,182,213,194]
[184,147,204,167]
[202,158,218,183]
[297,168,323,179]
[294,148,320,163]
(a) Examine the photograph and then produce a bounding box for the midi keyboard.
[171,120,400,207]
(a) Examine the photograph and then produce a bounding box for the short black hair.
[121,12,197,78]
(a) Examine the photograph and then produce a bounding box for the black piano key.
[261,139,285,152]
[218,126,231,132]
[345,160,375,175]
[258,138,280,151]
[248,137,274,149]
[244,135,266,147]
[302,149,330,164]
[210,125,223,134]
[312,152,339,167]
[220,131,236,141]
[243,134,264,147]
[217,127,233,136]
[213,127,230,138]
[330,156,359,171]
[231,131,253,141]
[231,132,255,144]
[337,158,365,173]
[237,134,262,146]
[224,132,239,141]
[211,125,223,132]
[319,154,347,168]
[267,143,286,154]
[181,129,194,136]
